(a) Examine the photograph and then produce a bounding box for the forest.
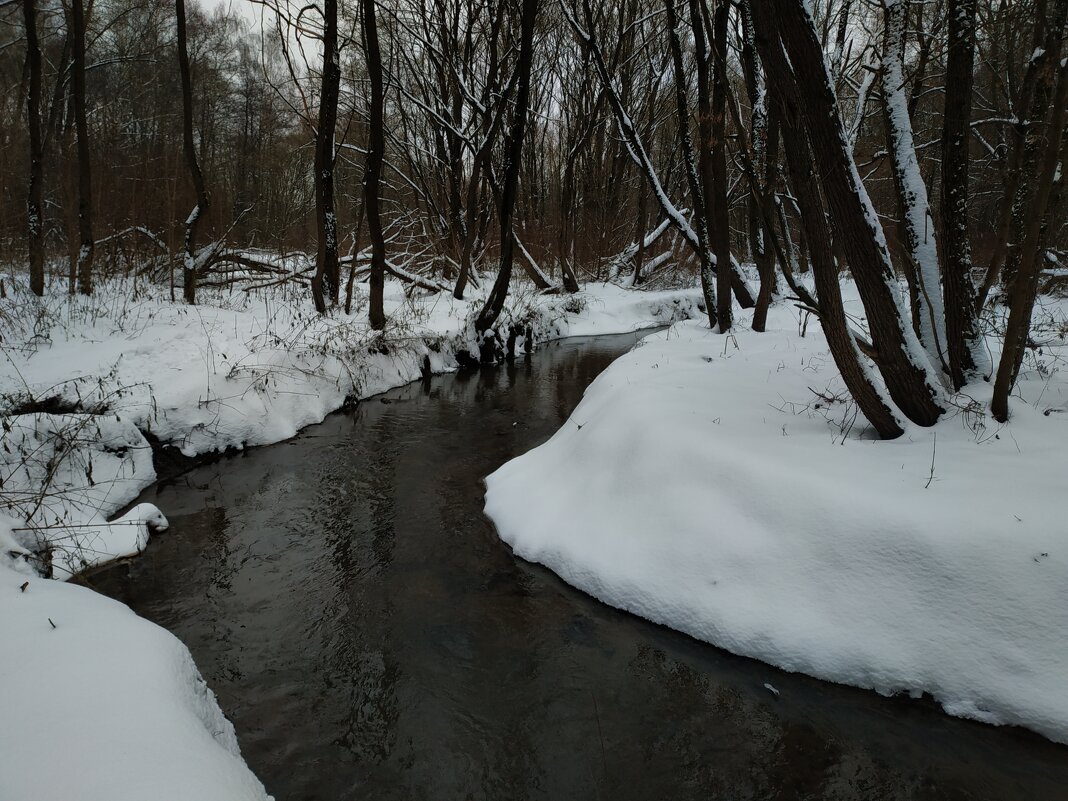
[1,0,1067,798]
[1,0,1065,422]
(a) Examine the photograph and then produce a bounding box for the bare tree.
[363,0,387,330]
[757,23,904,438]
[992,31,1068,420]
[311,0,341,313]
[475,0,539,355]
[940,0,981,388]
[71,0,94,296]
[176,0,210,305]
[752,0,944,427]
[23,0,45,296]
[880,0,944,365]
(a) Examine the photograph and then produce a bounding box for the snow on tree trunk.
[880,0,946,370]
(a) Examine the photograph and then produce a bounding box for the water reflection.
[93,332,1068,800]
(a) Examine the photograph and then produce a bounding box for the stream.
[94,331,1068,800]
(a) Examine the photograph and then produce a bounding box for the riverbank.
[0,277,700,801]
[1,278,700,573]
[485,287,1068,744]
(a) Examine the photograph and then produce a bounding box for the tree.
[759,26,904,438]
[311,0,341,313]
[992,41,1068,420]
[475,0,539,355]
[23,0,45,297]
[940,0,982,389]
[751,0,944,428]
[72,0,94,296]
[880,0,944,365]
[176,0,210,305]
[363,0,387,330]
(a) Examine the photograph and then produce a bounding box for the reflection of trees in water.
[333,648,401,766]
[306,405,403,767]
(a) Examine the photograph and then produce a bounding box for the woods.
[0,0,1065,428]
[4,3,1068,793]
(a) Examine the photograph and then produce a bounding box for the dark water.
[94,332,1068,801]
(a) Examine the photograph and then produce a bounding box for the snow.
[485,289,1068,745]
[1,280,699,463]
[881,0,948,365]
[1,277,702,572]
[0,520,272,801]
[0,412,167,576]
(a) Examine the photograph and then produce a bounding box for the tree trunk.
[176,0,208,306]
[991,58,1068,421]
[740,0,776,331]
[23,0,45,297]
[363,0,387,330]
[704,0,730,328]
[940,0,982,388]
[72,0,94,296]
[475,0,539,353]
[754,0,944,427]
[880,0,945,366]
[665,0,717,327]
[312,0,341,314]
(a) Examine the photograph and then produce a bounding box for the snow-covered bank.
[0,521,272,801]
[1,278,700,570]
[485,293,1068,744]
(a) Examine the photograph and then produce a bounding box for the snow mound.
[0,519,271,801]
[0,413,167,576]
[485,315,1068,744]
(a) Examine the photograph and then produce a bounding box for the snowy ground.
[0,277,700,570]
[485,286,1068,745]
[0,275,701,801]
[0,522,273,801]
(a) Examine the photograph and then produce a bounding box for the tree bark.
[176,0,209,306]
[991,57,1068,421]
[312,0,341,313]
[72,0,94,296]
[363,0,387,330]
[23,0,45,297]
[940,0,981,388]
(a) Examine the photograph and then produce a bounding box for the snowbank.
[1,281,699,457]
[0,520,271,801]
[0,412,168,577]
[0,279,700,567]
[485,295,1068,743]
